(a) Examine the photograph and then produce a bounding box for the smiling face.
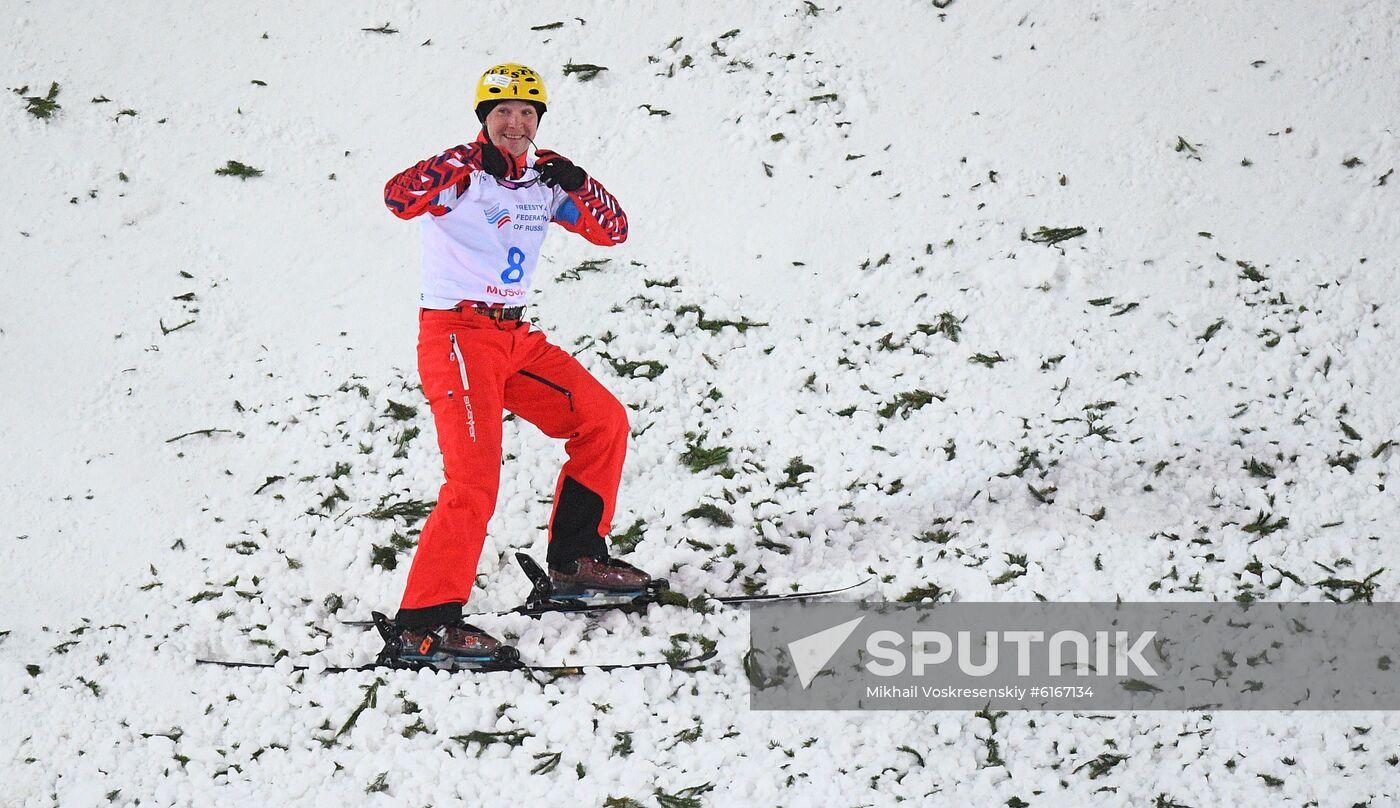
[484,101,539,157]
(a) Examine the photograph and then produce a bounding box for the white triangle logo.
[788,616,866,689]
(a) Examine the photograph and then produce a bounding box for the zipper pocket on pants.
[517,370,575,412]
[448,333,478,442]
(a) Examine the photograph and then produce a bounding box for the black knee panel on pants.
[548,476,609,567]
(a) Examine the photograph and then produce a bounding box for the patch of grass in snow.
[557,258,610,281]
[914,519,956,545]
[1243,458,1275,479]
[975,707,1007,768]
[370,533,415,571]
[1074,752,1128,779]
[611,731,634,756]
[598,352,666,379]
[990,553,1029,586]
[915,311,964,342]
[159,317,196,335]
[530,751,561,774]
[363,772,388,794]
[999,447,1044,478]
[674,304,768,333]
[1025,226,1086,246]
[331,677,384,741]
[1197,318,1226,342]
[877,389,943,419]
[317,485,349,514]
[562,62,608,81]
[1084,410,1117,441]
[775,456,814,490]
[874,332,917,352]
[364,498,433,525]
[338,378,371,398]
[663,633,716,666]
[1241,511,1288,536]
[898,745,925,766]
[165,428,232,442]
[214,160,263,180]
[680,432,731,473]
[653,783,714,808]
[253,475,284,494]
[1174,135,1202,160]
[1237,261,1268,283]
[392,425,419,458]
[754,534,791,554]
[383,400,417,420]
[453,729,533,756]
[1315,568,1383,603]
[683,502,733,527]
[665,724,703,750]
[1327,452,1360,473]
[610,519,646,554]
[18,82,61,119]
[899,583,948,603]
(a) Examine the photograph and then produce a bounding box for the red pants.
[397,308,628,625]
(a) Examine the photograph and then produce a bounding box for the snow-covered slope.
[3,1,1398,805]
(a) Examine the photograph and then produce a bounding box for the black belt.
[451,303,525,321]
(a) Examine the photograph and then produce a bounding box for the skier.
[381,63,653,666]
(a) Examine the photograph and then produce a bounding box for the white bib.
[418,162,568,308]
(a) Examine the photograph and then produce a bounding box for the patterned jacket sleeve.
[383,144,481,220]
[551,175,629,246]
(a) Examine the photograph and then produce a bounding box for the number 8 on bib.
[501,247,526,284]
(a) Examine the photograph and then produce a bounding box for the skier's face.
[485,101,538,157]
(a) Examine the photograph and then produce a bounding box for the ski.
[340,552,872,626]
[199,610,717,675]
[195,650,717,676]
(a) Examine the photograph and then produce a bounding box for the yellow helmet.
[474,63,548,121]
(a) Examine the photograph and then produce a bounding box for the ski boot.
[371,612,520,671]
[549,556,655,595]
[513,553,669,615]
